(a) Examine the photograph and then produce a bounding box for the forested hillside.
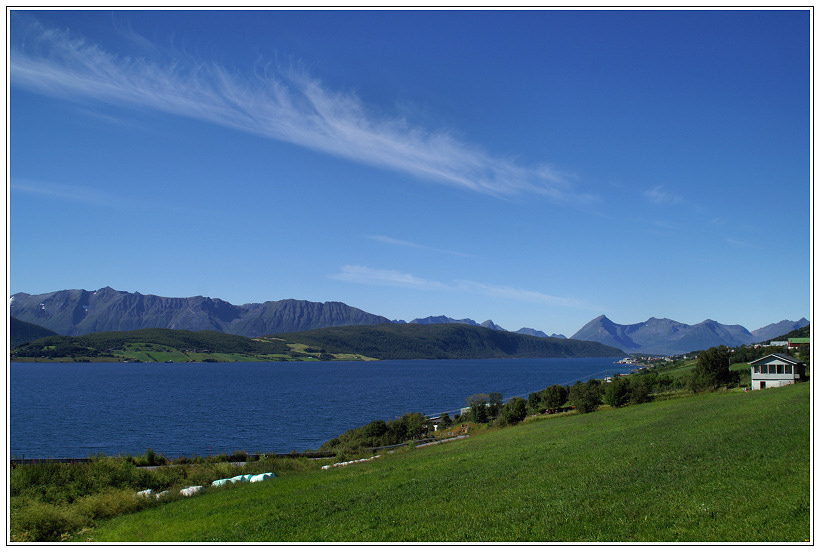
[275,323,623,359]
[11,328,289,360]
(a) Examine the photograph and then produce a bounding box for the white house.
[748,353,806,390]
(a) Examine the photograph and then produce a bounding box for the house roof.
[748,352,804,366]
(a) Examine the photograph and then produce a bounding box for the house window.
[777,365,784,374]
[760,366,768,374]
[785,366,793,374]
[754,366,760,373]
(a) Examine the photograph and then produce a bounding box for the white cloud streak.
[330,265,599,311]
[644,185,683,206]
[453,280,597,310]
[367,235,476,258]
[330,265,449,290]
[12,179,122,207]
[10,19,593,202]
[11,177,214,214]
[725,237,761,250]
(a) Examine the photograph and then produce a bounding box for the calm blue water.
[10,358,618,458]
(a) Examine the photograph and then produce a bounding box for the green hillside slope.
[87,384,808,542]
[9,322,622,362]
[275,323,624,359]
[10,328,291,362]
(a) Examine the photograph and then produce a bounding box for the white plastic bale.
[179,485,203,497]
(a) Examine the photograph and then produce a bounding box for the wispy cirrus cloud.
[330,265,449,290]
[10,18,593,202]
[725,237,761,250]
[11,178,214,215]
[367,235,476,258]
[330,265,600,311]
[644,185,684,206]
[12,179,122,207]
[454,280,599,310]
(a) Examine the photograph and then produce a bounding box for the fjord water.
[10,358,618,459]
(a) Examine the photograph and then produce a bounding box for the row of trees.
[320,412,431,452]
[461,393,528,426]
[527,384,569,413]
[323,345,752,452]
[573,345,741,413]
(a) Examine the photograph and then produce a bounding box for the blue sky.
[8,9,811,336]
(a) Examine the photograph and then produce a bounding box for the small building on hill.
[789,337,810,348]
[748,353,807,390]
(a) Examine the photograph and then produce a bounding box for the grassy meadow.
[77,383,809,542]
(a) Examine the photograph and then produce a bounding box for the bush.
[9,453,323,541]
[319,413,430,451]
[11,497,88,542]
[229,450,248,462]
[73,490,144,520]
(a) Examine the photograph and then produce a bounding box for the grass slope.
[275,323,624,360]
[87,384,809,542]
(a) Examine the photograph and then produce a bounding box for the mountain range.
[9,287,390,337]
[9,287,808,354]
[571,315,810,355]
[407,315,567,338]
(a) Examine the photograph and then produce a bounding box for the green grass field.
[83,383,810,542]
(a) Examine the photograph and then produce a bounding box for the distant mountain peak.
[751,318,810,342]
[409,315,479,326]
[480,320,506,332]
[572,314,807,355]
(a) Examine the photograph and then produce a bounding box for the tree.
[488,392,503,419]
[542,384,569,409]
[500,397,527,425]
[402,413,428,440]
[386,412,428,442]
[527,391,543,413]
[439,412,452,429]
[604,377,631,408]
[691,345,732,392]
[629,377,651,405]
[364,420,388,441]
[569,379,603,414]
[466,393,490,423]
